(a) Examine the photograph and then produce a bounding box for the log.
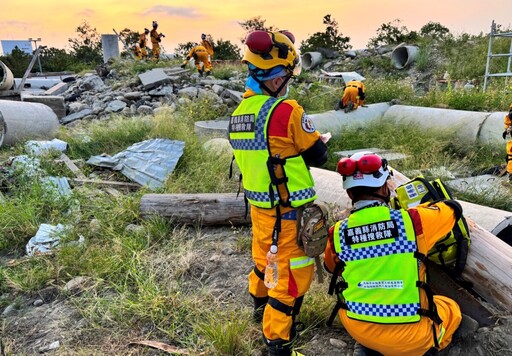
[140,193,251,226]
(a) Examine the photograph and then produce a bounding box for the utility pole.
[28,37,43,74]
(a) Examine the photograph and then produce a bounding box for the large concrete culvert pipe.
[301,52,323,70]
[391,45,419,69]
[0,101,60,147]
[0,60,15,91]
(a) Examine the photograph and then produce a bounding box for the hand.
[503,131,508,140]
[180,63,186,69]
[320,132,332,143]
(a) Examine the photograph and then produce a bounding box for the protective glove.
[180,63,186,69]
[503,131,508,140]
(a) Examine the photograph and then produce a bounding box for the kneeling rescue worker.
[502,103,512,182]
[324,151,463,355]
[228,30,329,356]
[335,79,365,113]
[181,43,211,77]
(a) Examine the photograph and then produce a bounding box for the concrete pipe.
[301,52,323,70]
[0,101,60,147]
[391,45,419,69]
[0,60,15,91]
[309,103,391,134]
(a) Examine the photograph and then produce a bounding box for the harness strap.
[268,297,294,316]
[327,262,345,295]
[253,266,265,281]
[326,299,347,327]
[417,281,443,325]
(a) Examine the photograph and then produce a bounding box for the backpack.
[391,176,470,277]
[296,202,330,283]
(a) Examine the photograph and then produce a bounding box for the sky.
[1,0,511,55]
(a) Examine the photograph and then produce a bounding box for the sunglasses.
[245,30,295,59]
[337,154,388,176]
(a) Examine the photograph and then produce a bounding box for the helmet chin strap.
[250,73,290,98]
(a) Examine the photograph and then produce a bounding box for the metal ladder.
[483,20,512,92]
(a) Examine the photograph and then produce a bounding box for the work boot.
[205,70,211,77]
[334,101,341,111]
[509,173,512,183]
[198,69,204,77]
[266,338,297,356]
[344,101,355,113]
[252,296,268,323]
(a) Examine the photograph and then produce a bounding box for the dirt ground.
[2,226,512,355]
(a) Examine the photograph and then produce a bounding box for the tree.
[299,14,351,53]
[40,47,73,72]
[0,47,31,77]
[68,20,103,66]
[368,19,418,48]
[174,42,195,59]
[214,39,241,60]
[238,16,277,43]
[420,22,450,40]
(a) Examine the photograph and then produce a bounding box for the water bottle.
[264,245,279,289]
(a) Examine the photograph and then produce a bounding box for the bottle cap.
[270,245,277,254]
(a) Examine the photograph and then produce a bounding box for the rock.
[329,338,347,348]
[178,87,198,99]
[136,105,153,115]
[63,276,93,294]
[61,109,94,125]
[39,340,60,353]
[106,99,127,113]
[124,92,142,101]
[79,75,105,91]
[2,304,16,316]
[33,299,44,307]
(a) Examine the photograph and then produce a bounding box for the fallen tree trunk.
[140,193,250,226]
[139,168,512,312]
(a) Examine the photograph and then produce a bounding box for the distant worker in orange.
[502,103,512,182]
[150,21,165,60]
[180,43,212,77]
[137,28,150,60]
[335,79,366,113]
[201,33,214,66]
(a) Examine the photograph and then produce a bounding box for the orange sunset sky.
[1,0,511,54]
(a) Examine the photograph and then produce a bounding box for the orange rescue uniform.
[504,112,512,175]
[150,29,161,60]
[242,90,321,342]
[324,202,462,355]
[341,80,365,110]
[138,32,148,59]
[187,45,212,74]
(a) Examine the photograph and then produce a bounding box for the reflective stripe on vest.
[229,95,316,208]
[333,206,421,324]
[290,255,315,269]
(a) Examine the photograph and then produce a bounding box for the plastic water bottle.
[264,245,279,289]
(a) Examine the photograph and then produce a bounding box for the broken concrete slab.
[223,89,243,104]
[44,82,68,96]
[60,109,93,125]
[446,175,510,199]
[138,68,171,90]
[21,94,66,118]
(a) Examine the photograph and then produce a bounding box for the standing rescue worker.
[181,44,211,77]
[502,103,512,182]
[150,21,163,60]
[324,151,463,356]
[335,79,366,113]
[228,30,329,356]
[201,33,214,67]
[137,28,150,60]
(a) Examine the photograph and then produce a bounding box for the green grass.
[3,52,512,353]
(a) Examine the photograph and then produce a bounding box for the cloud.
[142,5,203,19]
[76,8,95,18]
[0,20,32,31]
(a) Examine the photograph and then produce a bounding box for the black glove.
[503,131,508,140]
[180,63,186,69]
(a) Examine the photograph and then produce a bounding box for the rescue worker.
[150,21,163,60]
[201,33,214,66]
[335,79,366,113]
[324,151,463,356]
[502,103,512,182]
[180,43,211,77]
[137,28,150,60]
[228,30,329,356]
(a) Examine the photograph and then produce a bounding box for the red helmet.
[337,151,389,189]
